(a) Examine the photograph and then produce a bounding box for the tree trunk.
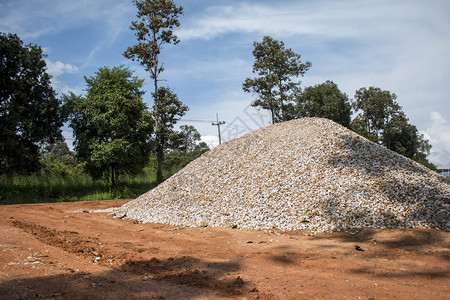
[111,166,115,187]
[156,138,164,183]
[152,32,164,184]
[279,81,285,122]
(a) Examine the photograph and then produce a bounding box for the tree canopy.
[296,80,351,127]
[64,66,153,185]
[0,33,64,174]
[169,125,210,152]
[353,87,401,141]
[352,86,436,169]
[243,36,311,124]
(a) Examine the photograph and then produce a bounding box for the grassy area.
[0,150,207,205]
[0,167,178,205]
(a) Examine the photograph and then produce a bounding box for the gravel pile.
[111,117,449,232]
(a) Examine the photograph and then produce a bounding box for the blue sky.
[1,0,449,167]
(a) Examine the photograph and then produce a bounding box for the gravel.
[108,117,450,232]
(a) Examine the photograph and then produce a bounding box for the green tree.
[194,141,210,152]
[64,66,153,186]
[353,87,401,141]
[349,117,378,143]
[170,125,207,152]
[296,80,351,127]
[243,36,311,124]
[352,86,435,169]
[124,0,183,183]
[413,134,436,170]
[153,87,188,181]
[0,33,64,174]
[39,141,81,177]
[382,113,436,169]
[41,141,75,164]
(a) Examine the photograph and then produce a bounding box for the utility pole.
[212,113,225,145]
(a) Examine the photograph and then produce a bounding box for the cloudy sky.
[1,0,449,167]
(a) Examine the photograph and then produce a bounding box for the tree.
[64,66,153,186]
[194,141,210,152]
[41,141,75,163]
[153,87,188,181]
[296,80,351,127]
[124,0,183,183]
[243,36,311,124]
[414,134,436,170]
[352,86,435,169]
[382,113,436,169]
[40,141,81,177]
[169,125,205,152]
[0,33,64,174]
[353,87,401,141]
[349,117,378,143]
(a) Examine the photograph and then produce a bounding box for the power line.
[179,119,215,123]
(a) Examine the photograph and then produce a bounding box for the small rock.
[354,245,366,252]
[235,276,244,286]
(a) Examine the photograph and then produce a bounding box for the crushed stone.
[107,118,449,232]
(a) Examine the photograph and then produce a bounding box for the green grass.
[0,150,207,205]
[0,167,178,205]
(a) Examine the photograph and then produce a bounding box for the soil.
[0,200,449,299]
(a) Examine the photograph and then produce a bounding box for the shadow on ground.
[349,267,449,279]
[0,256,259,299]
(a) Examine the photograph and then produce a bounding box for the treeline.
[1,3,197,171]
[243,36,436,170]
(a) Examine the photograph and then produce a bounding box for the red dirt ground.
[0,200,449,299]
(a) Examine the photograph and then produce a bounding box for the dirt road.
[0,200,449,299]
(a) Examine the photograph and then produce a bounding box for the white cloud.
[177,1,444,41]
[201,135,219,149]
[0,0,132,39]
[422,112,450,168]
[0,0,133,69]
[45,60,79,77]
[44,59,81,95]
[60,84,84,96]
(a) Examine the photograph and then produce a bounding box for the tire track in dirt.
[11,219,130,266]
[10,219,265,299]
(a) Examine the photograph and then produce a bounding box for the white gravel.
[108,118,450,232]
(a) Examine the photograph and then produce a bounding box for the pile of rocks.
[110,118,449,232]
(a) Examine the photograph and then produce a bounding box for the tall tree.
[353,87,401,141]
[153,87,188,181]
[0,33,64,174]
[296,80,351,127]
[243,36,311,124]
[352,86,435,169]
[124,0,184,183]
[64,66,153,186]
